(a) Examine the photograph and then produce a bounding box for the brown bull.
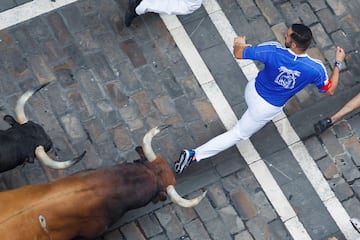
[0,125,206,240]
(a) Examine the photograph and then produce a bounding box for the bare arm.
[331,92,360,123]
[325,46,346,96]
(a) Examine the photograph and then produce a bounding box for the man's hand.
[335,46,345,62]
[233,36,251,59]
[325,46,346,96]
[233,36,251,47]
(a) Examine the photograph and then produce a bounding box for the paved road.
[0,0,360,240]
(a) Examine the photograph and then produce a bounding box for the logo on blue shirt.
[274,66,301,89]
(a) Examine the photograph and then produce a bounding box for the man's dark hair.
[291,24,313,51]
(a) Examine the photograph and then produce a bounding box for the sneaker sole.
[175,150,190,174]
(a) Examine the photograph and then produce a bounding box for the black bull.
[0,115,52,172]
[0,84,84,173]
[0,126,206,240]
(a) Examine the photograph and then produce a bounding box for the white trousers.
[195,79,283,161]
[136,0,202,15]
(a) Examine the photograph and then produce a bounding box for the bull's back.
[0,164,161,239]
[0,171,109,239]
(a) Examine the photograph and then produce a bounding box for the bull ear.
[158,191,168,201]
[135,146,147,161]
[152,191,167,203]
[3,115,19,127]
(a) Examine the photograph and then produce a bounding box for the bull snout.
[142,125,207,208]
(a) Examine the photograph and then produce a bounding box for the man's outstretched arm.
[324,46,346,96]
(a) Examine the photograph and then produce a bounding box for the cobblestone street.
[1,0,360,239]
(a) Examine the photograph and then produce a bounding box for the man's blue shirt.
[243,42,328,107]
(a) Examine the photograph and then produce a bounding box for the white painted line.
[248,160,296,221]
[160,10,311,240]
[325,196,359,239]
[162,15,214,86]
[289,141,358,239]
[273,118,300,146]
[285,216,312,239]
[200,82,239,129]
[235,139,261,165]
[0,0,78,30]
[160,15,235,129]
[202,0,258,81]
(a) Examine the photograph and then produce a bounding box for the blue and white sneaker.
[174,149,196,174]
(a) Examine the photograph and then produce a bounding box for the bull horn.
[143,125,171,162]
[35,146,86,169]
[166,185,207,208]
[15,83,50,124]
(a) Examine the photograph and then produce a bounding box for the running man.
[175,23,346,174]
